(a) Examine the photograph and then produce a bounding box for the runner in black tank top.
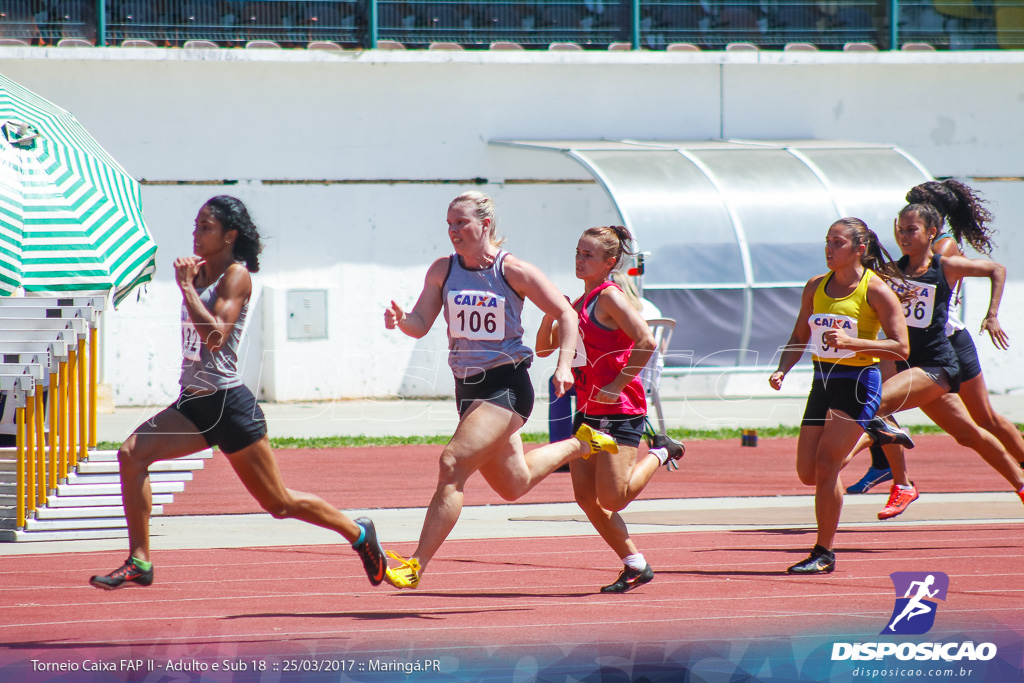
[850,180,1024,490]
[851,202,1024,519]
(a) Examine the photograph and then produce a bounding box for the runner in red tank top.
[537,225,685,593]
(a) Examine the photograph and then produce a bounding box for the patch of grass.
[93,422,965,452]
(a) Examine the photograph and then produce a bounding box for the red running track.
[165,434,1023,515]
[2,434,1023,681]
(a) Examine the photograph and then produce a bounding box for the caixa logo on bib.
[831,572,998,663]
[884,571,948,635]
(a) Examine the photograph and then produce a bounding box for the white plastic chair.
[641,318,675,436]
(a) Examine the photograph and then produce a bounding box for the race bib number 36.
[808,313,859,360]
[448,290,506,341]
[895,282,936,329]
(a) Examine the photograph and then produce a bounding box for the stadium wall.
[1,47,1022,405]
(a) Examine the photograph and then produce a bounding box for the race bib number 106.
[448,290,506,341]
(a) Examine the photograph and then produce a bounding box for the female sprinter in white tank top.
[382,192,617,589]
[90,196,387,591]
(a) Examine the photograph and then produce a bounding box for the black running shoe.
[352,517,387,586]
[601,564,654,593]
[864,417,915,449]
[90,557,154,590]
[786,545,835,575]
[645,432,685,470]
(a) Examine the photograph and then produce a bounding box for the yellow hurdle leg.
[16,406,25,529]
[89,326,97,448]
[68,349,78,469]
[25,397,35,515]
[59,362,68,481]
[78,336,87,462]
[35,389,46,507]
[48,375,57,492]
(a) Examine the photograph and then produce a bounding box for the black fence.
[0,1,1020,50]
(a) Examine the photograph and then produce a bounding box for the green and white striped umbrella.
[0,73,156,306]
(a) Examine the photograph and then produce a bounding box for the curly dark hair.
[203,195,263,272]
[905,180,995,255]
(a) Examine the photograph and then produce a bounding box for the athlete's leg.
[876,367,949,418]
[224,435,362,542]
[958,373,1024,464]
[412,400,524,569]
[569,456,637,560]
[921,394,1024,490]
[118,407,209,562]
[481,428,591,501]
[591,445,661,512]
[879,444,911,486]
[812,410,872,551]
[795,424,824,487]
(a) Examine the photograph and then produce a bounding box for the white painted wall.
[2,47,1022,404]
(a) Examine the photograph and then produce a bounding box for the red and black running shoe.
[601,564,654,593]
[90,557,154,590]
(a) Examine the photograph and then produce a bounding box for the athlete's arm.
[385,257,447,339]
[176,259,250,353]
[838,275,909,361]
[591,287,656,403]
[535,314,560,358]
[942,254,1009,350]
[769,276,819,390]
[503,255,577,397]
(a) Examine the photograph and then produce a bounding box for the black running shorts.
[949,328,982,386]
[454,359,534,421]
[802,361,882,429]
[572,412,645,448]
[171,384,268,454]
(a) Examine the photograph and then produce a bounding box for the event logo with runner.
[883,571,949,635]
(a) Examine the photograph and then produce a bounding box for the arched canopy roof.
[492,139,932,368]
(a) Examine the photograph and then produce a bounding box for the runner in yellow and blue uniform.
[770,218,909,574]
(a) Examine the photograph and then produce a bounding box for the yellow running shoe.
[384,550,422,589]
[575,423,618,459]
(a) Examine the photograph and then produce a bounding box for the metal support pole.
[632,0,641,49]
[68,348,77,469]
[25,397,35,515]
[96,0,106,46]
[889,0,900,50]
[35,389,45,507]
[48,373,58,491]
[16,406,25,528]
[369,0,378,48]
[59,362,68,480]
[89,326,97,447]
[78,334,88,462]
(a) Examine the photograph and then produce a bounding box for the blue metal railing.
[0,0,1019,49]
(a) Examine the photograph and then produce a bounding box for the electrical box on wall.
[286,289,328,340]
